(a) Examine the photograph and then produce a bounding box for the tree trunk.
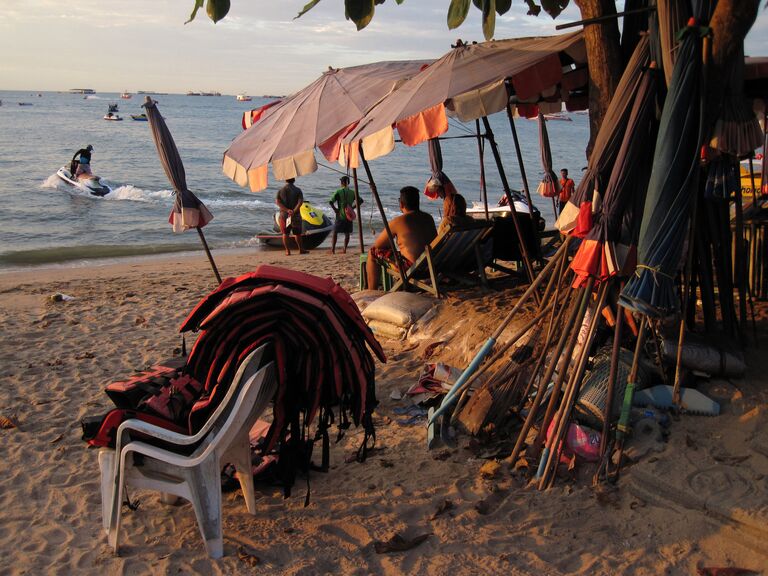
[707,0,760,132]
[574,0,624,159]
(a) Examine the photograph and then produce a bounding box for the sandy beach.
[1,247,766,575]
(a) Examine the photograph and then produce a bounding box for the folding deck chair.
[384,220,494,297]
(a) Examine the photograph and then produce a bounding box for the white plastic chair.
[100,346,276,558]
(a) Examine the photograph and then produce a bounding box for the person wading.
[276,178,307,255]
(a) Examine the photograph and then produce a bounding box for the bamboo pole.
[593,293,625,485]
[196,227,222,284]
[480,116,539,295]
[506,281,589,467]
[475,119,490,220]
[503,89,538,226]
[428,237,571,424]
[538,282,608,489]
[352,168,365,253]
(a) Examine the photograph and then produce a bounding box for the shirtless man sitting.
[367,186,437,290]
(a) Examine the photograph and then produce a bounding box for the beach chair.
[100,345,277,558]
[385,220,493,297]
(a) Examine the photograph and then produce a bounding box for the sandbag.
[362,292,435,328]
[367,319,408,340]
[351,289,385,312]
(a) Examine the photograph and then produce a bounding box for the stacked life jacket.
[82,265,386,498]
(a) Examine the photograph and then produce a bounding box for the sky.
[1,0,766,95]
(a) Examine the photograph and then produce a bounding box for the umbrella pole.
[358,143,409,290]
[352,168,365,253]
[504,89,538,225]
[196,226,222,284]
[481,116,539,296]
[475,119,490,220]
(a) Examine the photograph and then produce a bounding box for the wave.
[106,185,174,202]
[0,243,196,267]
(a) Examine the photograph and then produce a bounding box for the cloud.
[0,0,766,94]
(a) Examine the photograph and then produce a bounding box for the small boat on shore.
[256,202,333,250]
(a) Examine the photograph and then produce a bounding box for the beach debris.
[50,433,64,444]
[135,316,147,325]
[389,389,403,400]
[0,415,17,429]
[48,292,75,303]
[373,532,431,554]
[480,460,501,479]
[237,546,260,567]
[421,340,447,360]
[430,499,454,519]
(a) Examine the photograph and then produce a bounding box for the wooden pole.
[196,227,222,284]
[475,119,490,220]
[481,116,539,296]
[503,90,537,226]
[352,168,365,253]
[358,143,409,289]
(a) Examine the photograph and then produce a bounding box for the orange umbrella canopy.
[223,60,432,192]
[341,32,587,165]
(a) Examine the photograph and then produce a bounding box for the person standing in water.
[559,168,575,216]
[329,175,362,254]
[276,178,307,256]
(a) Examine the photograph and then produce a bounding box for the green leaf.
[524,0,542,16]
[447,0,470,30]
[482,0,496,40]
[540,0,568,18]
[206,0,230,23]
[295,0,322,19]
[346,0,375,25]
[185,0,204,24]
[394,0,405,4]
[495,0,511,15]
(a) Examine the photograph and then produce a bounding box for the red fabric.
[515,103,539,119]
[242,100,282,130]
[396,104,449,147]
[371,248,413,269]
[573,201,593,238]
[318,122,358,163]
[511,53,563,101]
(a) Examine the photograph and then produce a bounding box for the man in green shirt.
[329,175,362,254]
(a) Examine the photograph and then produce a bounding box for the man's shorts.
[278,211,303,235]
[334,218,353,234]
[371,247,413,269]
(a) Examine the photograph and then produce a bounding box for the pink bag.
[344,205,356,221]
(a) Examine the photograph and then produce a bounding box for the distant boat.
[543,113,572,122]
[18,102,33,106]
[70,88,95,94]
[236,94,252,102]
[104,113,123,121]
[131,114,148,121]
[108,103,119,113]
[120,91,132,99]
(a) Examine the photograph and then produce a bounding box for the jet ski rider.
[71,145,94,178]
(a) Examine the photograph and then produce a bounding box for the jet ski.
[56,166,113,197]
[256,201,333,250]
[467,191,545,231]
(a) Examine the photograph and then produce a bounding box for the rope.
[634,264,676,283]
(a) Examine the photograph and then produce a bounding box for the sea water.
[0,90,590,269]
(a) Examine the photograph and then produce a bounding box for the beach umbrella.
[537,112,561,216]
[142,96,221,283]
[423,138,458,200]
[222,60,432,192]
[556,35,651,236]
[341,33,587,161]
[620,9,709,317]
[570,63,659,286]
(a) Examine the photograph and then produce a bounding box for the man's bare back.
[386,211,437,263]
